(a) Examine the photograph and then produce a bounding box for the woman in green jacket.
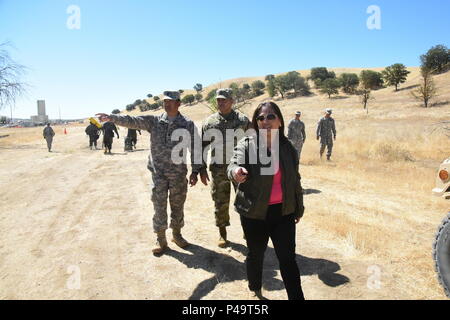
[227,101,305,300]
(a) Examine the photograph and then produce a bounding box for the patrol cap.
[216,88,233,100]
[295,111,301,116]
[325,108,332,114]
[163,91,181,101]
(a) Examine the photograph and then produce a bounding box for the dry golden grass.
[0,123,84,147]
[298,116,449,298]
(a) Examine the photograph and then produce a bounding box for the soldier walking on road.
[316,108,336,161]
[85,122,101,150]
[96,91,206,254]
[200,88,250,248]
[101,121,119,154]
[287,111,306,161]
[43,123,55,152]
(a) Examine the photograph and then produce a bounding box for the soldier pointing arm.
[96,90,205,254]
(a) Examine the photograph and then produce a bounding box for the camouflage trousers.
[210,165,233,228]
[320,136,333,158]
[45,137,53,151]
[291,140,304,161]
[150,170,187,233]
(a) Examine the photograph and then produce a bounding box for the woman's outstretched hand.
[233,167,248,183]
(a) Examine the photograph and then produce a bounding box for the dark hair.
[251,101,287,141]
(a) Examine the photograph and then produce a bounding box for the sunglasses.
[256,114,277,121]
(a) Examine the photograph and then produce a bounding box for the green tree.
[193,83,203,93]
[126,104,135,112]
[319,78,341,98]
[273,75,290,99]
[251,80,265,97]
[289,72,310,96]
[360,70,384,90]
[357,88,373,114]
[381,64,410,91]
[178,89,184,94]
[420,44,450,74]
[270,72,310,98]
[149,103,160,110]
[266,79,276,97]
[147,93,153,98]
[206,89,216,101]
[240,83,251,100]
[310,67,336,88]
[227,83,252,104]
[411,67,437,108]
[112,109,121,114]
[195,93,203,102]
[338,73,359,94]
[182,94,195,105]
[153,96,160,102]
[229,82,239,95]
[229,83,241,101]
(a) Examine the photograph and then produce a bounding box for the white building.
[31,100,49,124]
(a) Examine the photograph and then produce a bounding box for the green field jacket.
[227,134,304,220]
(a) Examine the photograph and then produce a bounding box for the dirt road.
[0,124,447,300]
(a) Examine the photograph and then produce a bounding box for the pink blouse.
[269,166,283,205]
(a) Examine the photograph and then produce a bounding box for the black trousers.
[89,135,98,147]
[103,136,113,150]
[240,204,304,300]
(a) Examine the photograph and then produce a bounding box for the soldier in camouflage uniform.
[201,88,250,247]
[127,128,141,149]
[96,91,205,254]
[287,111,306,161]
[43,123,55,152]
[316,108,336,161]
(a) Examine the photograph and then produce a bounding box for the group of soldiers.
[42,120,143,154]
[287,108,337,161]
[42,89,336,254]
[95,88,337,254]
[84,120,142,154]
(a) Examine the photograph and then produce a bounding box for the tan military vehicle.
[432,157,450,298]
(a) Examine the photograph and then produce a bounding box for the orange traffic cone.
[64,128,67,134]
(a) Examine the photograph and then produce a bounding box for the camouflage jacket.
[43,127,55,139]
[287,119,306,143]
[227,135,304,220]
[109,113,202,174]
[316,117,336,139]
[201,110,250,169]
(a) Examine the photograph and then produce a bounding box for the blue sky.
[1,0,449,119]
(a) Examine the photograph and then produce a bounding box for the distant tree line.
[122,44,448,113]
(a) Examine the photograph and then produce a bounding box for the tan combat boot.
[152,230,168,254]
[218,227,228,248]
[172,228,189,248]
